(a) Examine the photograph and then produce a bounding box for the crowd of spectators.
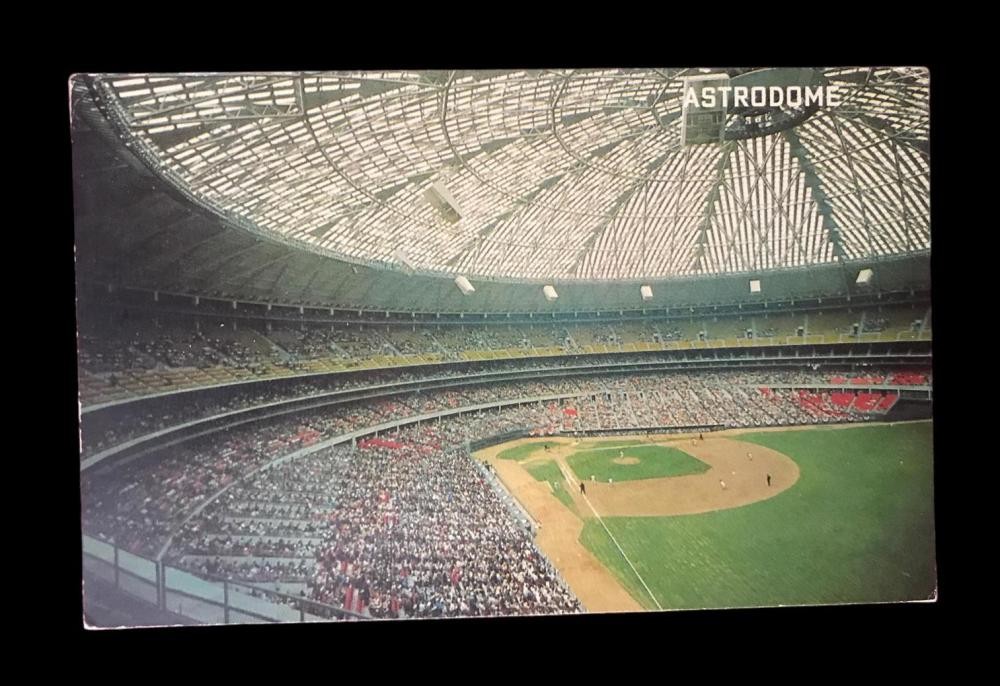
[553,373,875,432]
[82,417,329,557]
[307,437,580,618]
[861,316,890,333]
[82,386,570,555]
[83,369,913,554]
[653,325,683,342]
[268,327,346,360]
[77,334,158,374]
[77,307,931,411]
[81,365,931,459]
[83,362,927,619]
[77,353,623,455]
[71,321,651,380]
[163,412,579,619]
[79,306,931,378]
[584,327,621,345]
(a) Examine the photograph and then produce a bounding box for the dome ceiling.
[84,67,930,282]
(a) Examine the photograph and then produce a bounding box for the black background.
[29,22,962,664]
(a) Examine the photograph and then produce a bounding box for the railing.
[82,535,362,624]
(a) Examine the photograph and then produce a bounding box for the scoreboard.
[681,73,730,146]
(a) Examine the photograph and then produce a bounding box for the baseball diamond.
[478,421,934,611]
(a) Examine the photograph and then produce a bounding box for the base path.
[562,436,799,517]
[477,441,642,613]
[476,431,802,612]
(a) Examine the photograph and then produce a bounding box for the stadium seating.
[889,371,929,385]
[81,356,928,619]
[854,393,881,412]
[806,309,858,337]
[80,365,931,459]
[76,303,932,407]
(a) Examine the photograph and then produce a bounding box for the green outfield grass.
[567,445,709,483]
[579,422,935,610]
[497,441,561,461]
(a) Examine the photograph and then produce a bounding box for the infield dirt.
[475,428,801,612]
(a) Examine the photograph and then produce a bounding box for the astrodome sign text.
[683,84,843,109]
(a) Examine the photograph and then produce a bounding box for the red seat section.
[889,372,927,385]
[848,375,886,385]
[854,393,880,412]
[357,437,404,449]
[830,392,854,408]
[796,390,848,418]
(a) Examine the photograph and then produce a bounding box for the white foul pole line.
[555,459,663,611]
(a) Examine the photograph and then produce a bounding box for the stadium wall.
[885,399,933,423]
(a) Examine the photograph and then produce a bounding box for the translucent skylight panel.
[111,77,147,88]
[115,87,153,99]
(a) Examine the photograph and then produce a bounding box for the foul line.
[579,495,663,611]
[554,459,663,611]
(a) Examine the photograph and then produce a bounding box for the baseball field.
[477,420,935,612]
